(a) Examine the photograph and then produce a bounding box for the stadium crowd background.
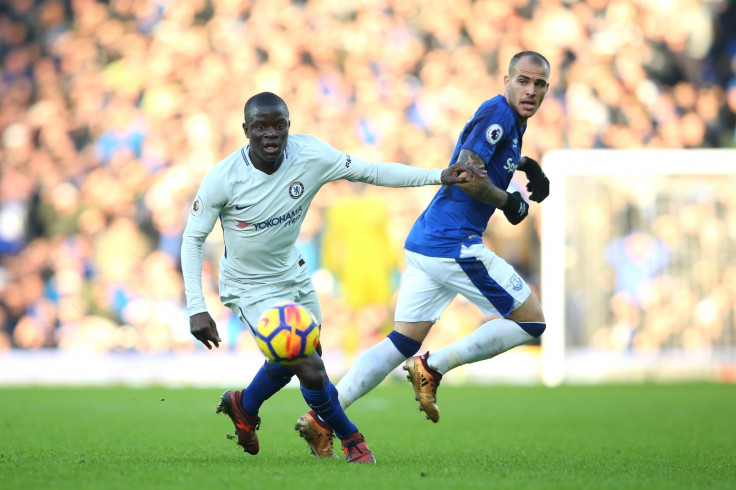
[1,0,735,363]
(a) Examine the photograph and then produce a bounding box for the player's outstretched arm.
[517,156,549,202]
[190,311,221,350]
[440,162,486,185]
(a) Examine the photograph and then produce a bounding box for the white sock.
[427,318,534,375]
[336,338,407,409]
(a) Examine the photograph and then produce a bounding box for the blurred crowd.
[566,173,736,355]
[1,0,735,359]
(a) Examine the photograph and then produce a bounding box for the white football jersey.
[181,134,442,315]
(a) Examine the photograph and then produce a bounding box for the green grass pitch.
[1,382,734,489]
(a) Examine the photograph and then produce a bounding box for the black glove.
[501,191,529,225]
[519,157,549,202]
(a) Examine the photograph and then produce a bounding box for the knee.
[264,361,293,383]
[299,369,328,390]
[290,354,328,390]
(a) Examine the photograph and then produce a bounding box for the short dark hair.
[509,51,550,76]
[243,92,289,125]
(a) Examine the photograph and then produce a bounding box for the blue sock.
[387,330,422,357]
[517,321,547,338]
[241,361,294,414]
[301,380,357,439]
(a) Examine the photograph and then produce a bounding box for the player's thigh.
[507,292,544,323]
[291,272,322,325]
[394,251,457,323]
[449,243,532,318]
[221,272,321,337]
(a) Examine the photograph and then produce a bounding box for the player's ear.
[242,122,249,138]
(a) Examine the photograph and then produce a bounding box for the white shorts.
[219,265,322,337]
[395,244,531,323]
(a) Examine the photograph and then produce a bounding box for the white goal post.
[540,149,736,386]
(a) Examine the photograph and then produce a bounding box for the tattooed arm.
[454,149,510,208]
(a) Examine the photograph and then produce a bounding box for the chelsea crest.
[288,181,305,199]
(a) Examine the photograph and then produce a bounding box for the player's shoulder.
[287,134,340,162]
[287,133,332,152]
[211,146,246,172]
[201,146,246,188]
[475,95,515,124]
[472,95,516,144]
[289,133,322,144]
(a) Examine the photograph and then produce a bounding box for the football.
[254,302,319,365]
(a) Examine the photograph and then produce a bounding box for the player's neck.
[249,151,284,175]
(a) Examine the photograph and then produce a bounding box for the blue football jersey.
[405,95,525,257]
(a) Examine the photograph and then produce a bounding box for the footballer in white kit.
[181,133,446,334]
[180,91,481,463]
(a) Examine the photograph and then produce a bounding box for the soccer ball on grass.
[255,302,319,365]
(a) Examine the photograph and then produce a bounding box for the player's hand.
[441,162,487,185]
[190,311,221,349]
[518,156,549,202]
[501,191,529,225]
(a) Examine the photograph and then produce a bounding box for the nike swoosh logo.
[235,204,253,210]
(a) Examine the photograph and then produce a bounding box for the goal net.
[540,149,736,386]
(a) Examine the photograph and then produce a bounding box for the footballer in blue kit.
[296,51,552,454]
[406,94,526,258]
